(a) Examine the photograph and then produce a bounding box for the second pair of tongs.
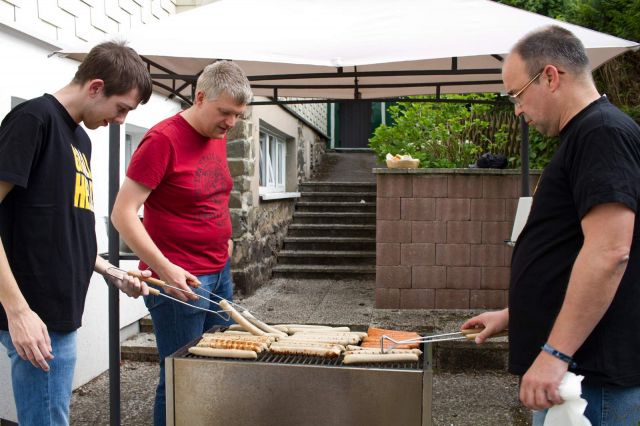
[106,267,239,322]
[380,328,508,353]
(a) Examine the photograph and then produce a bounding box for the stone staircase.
[271,181,377,280]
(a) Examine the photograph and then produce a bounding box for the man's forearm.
[0,240,30,317]
[546,243,628,356]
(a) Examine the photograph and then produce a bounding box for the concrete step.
[295,201,376,213]
[271,264,376,279]
[292,212,376,224]
[283,236,376,251]
[140,316,154,333]
[121,332,158,363]
[299,191,376,203]
[287,223,375,238]
[299,182,376,193]
[277,250,376,265]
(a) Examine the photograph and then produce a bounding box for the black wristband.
[541,343,577,368]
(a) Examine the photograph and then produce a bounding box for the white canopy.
[61,0,638,102]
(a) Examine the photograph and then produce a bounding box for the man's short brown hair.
[73,41,153,104]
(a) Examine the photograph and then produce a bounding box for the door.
[338,101,372,148]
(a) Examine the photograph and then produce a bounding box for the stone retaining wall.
[374,168,541,309]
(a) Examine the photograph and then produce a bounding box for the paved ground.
[70,278,531,425]
[312,150,380,182]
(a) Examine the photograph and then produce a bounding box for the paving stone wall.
[374,168,541,310]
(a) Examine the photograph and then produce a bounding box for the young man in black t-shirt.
[462,26,640,425]
[0,41,154,425]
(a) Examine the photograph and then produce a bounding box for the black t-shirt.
[509,96,640,386]
[0,94,97,332]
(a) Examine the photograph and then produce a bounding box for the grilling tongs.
[380,328,508,353]
[106,267,250,322]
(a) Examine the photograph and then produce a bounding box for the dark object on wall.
[476,153,507,169]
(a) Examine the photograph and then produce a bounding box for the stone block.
[412,175,448,198]
[227,139,252,158]
[470,290,507,309]
[447,175,483,198]
[376,220,411,243]
[401,243,435,266]
[482,221,512,244]
[470,244,506,267]
[483,175,519,199]
[412,221,446,243]
[400,289,435,309]
[446,266,481,289]
[377,174,412,197]
[470,198,506,221]
[481,267,511,290]
[375,288,400,309]
[377,197,401,220]
[412,266,446,289]
[436,198,471,221]
[447,221,482,244]
[376,243,401,266]
[436,244,470,266]
[228,159,253,177]
[401,198,436,221]
[228,191,242,209]
[230,209,248,238]
[227,120,253,141]
[376,266,411,289]
[435,289,469,309]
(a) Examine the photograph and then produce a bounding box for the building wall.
[0,1,183,422]
[374,169,541,310]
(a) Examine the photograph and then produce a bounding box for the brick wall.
[374,168,541,310]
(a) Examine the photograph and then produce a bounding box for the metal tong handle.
[113,268,231,321]
[380,328,508,353]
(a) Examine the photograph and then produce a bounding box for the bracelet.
[541,343,577,368]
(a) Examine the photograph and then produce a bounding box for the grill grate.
[182,349,423,370]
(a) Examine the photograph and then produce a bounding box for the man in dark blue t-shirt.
[0,41,154,425]
[462,26,640,425]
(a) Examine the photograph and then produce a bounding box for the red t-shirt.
[126,113,233,275]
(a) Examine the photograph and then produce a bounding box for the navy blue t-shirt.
[509,96,640,386]
[0,94,97,332]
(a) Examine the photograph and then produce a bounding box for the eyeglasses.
[507,71,542,106]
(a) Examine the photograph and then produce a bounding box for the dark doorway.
[338,101,372,148]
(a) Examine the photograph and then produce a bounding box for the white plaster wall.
[0,22,180,425]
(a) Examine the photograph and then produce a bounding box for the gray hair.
[512,25,591,79]
[195,60,253,105]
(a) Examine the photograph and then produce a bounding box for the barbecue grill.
[166,334,433,426]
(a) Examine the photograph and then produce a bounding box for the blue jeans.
[532,382,640,426]
[0,330,77,426]
[144,259,234,426]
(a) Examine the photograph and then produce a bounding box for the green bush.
[369,94,515,168]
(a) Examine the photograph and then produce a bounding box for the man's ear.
[194,90,206,105]
[87,79,105,97]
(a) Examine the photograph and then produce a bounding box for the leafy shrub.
[369,94,515,168]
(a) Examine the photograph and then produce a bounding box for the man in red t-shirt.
[111,60,252,426]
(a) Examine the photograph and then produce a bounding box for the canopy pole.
[519,115,530,196]
[107,123,121,426]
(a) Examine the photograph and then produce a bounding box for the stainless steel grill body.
[166,345,432,426]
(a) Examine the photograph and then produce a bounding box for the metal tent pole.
[107,123,121,426]
[519,115,530,196]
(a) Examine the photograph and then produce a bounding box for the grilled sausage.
[219,300,266,336]
[188,347,258,359]
[342,353,419,364]
[268,345,342,358]
[240,311,288,337]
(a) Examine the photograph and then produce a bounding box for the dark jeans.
[144,259,234,426]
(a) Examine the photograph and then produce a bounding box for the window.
[124,124,148,170]
[259,129,286,194]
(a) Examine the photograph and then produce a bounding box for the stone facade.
[229,112,328,294]
[374,168,541,310]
